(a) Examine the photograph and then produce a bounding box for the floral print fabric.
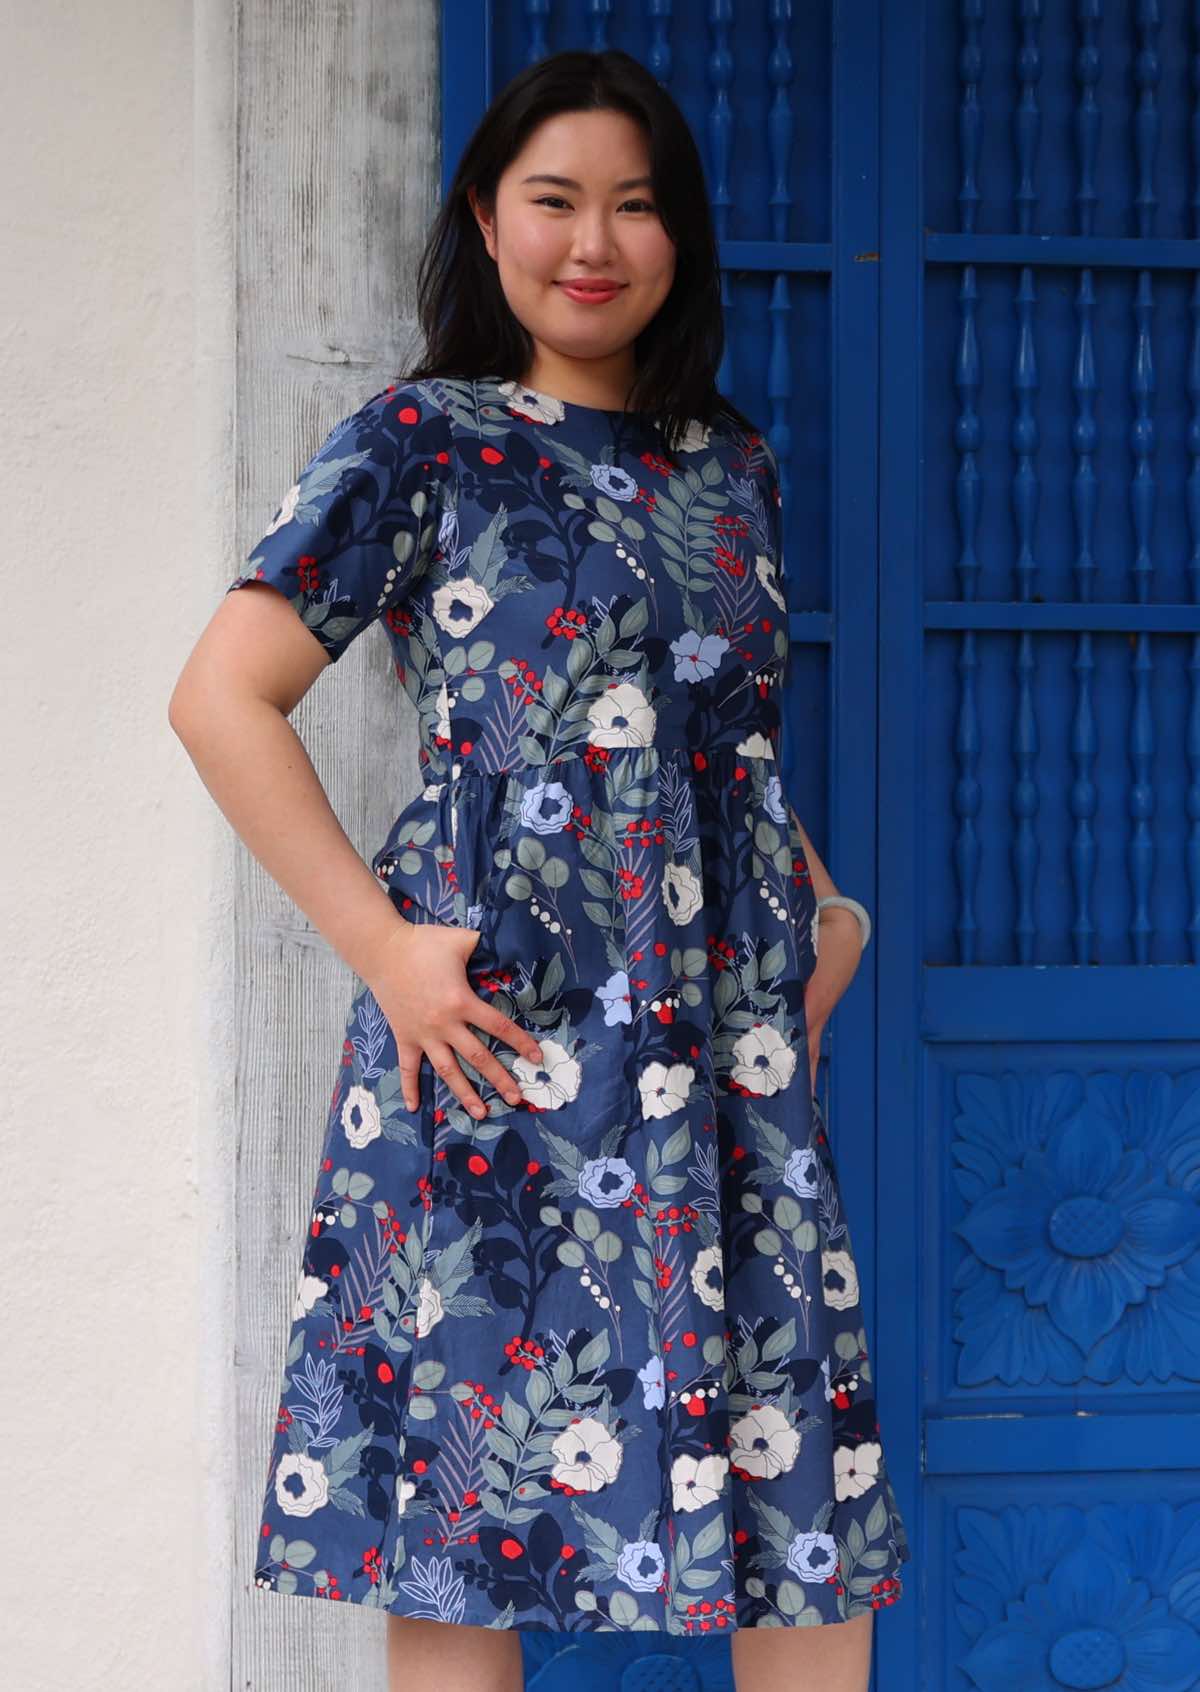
[228,375,911,1633]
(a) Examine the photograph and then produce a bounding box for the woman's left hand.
[788,805,867,1097]
[804,904,866,1093]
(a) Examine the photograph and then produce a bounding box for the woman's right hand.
[368,919,543,1120]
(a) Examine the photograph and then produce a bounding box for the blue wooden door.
[878,3,1200,1692]
[442,3,1200,1688]
[441,3,895,1688]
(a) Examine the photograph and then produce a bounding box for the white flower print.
[663,859,703,926]
[415,1276,446,1338]
[293,1273,329,1321]
[550,1415,623,1491]
[511,1038,582,1110]
[755,551,787,610]
[422,780,446,801]
[342,1083,382,1149]
[676,418,712,453]
[670,1451,728,1513]
[590,463,640,501]
[690,1243,725,1312]
[730,1024,797,1096]
[638,1059,694,1120]
[736,730,775,760]
[617,1540,666,1592]
[431,576,494,636]
[265,482,302,536]
[783,1145,821,1199]
[822,1249,860,1310]
[786,1529,841,1584]
[274,1452,330,1518]
[729,1405,802,1479]
[834,1440,882,1501]
[587,681,656,747]
[395,1476,418,1516]
[498,382,567,424]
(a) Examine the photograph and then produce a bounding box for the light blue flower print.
[617,1540,667,1593]
[578,1155,638,1207]
[590,463,640,501]
[764,772,788,824]
[784,1145,821,1198]
[637,1354,665,1411]
[519,779,573,834]
[596,968,632,1025]
[670,628,730,682]
[787,1529,841,1584]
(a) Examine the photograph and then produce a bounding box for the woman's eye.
[532,195,656,213]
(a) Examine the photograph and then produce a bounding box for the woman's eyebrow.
[520,174,654,191]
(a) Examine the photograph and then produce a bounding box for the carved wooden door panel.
[879,4,1200,1691]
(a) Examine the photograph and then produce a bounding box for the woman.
[170,46,910,1692]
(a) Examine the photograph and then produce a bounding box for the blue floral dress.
[227,374,911,1634]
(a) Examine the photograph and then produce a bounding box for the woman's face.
[469,108,677,397]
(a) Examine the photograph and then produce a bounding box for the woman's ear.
[467,186,497,262]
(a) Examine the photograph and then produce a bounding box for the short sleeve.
[758,435,787,605]
[226,380,454,665]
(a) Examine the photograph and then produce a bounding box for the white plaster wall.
[1,2,237,1685]
[2,0,442,1683]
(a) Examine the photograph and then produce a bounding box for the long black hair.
[403,48,758,458]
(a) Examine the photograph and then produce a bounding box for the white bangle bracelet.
[816,894,872,951]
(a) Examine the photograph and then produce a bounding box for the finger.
[452,1027,524,1106]
[425,1039,489,1121]
[397,1045,423,1112]
[465,997,543,1064]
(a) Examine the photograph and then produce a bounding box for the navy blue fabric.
[230,375,911,1631]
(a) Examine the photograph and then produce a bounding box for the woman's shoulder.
[693,400,777,480]
[312,377,456,468]
[342,375,457,429]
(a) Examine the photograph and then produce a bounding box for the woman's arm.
[168,582,544,1119]
[169,583,412,986]
[789,807,866,1092]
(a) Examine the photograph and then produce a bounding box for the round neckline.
[493,376,653,419]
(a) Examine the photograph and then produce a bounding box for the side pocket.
[786,804,820,985]
[468,845,511,970]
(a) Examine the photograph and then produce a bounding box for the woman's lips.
[557,282,624,304]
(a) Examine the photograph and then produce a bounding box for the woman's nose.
[568,217,619,261]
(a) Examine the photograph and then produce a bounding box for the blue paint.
[439,0,1200,1685]
[438,3,903,1687]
